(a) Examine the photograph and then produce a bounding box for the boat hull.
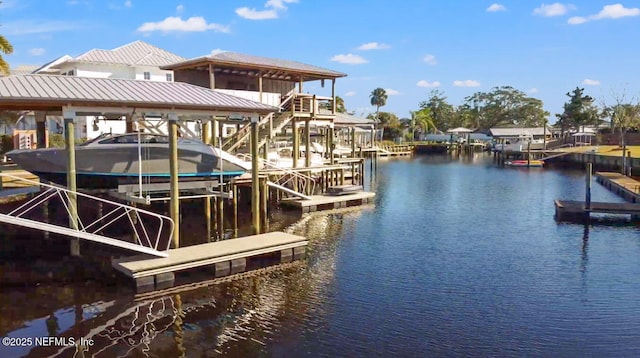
[506,160,544,168]
[8,145,247,189]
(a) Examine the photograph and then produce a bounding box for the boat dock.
[280,189,375,213]
[554,200,640,223]
[595,172,640,203]
[113,231,308,292]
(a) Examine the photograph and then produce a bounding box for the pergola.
[0,74,276,250]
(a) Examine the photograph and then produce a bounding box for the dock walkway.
[113,231,307,291]
[554,199,640,223]
[280,191,375,213]
[595,172,640,203]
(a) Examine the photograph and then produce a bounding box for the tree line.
[365,86,640,143]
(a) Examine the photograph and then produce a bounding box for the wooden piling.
[64,113,80,257]
[586,162,592,209]
[168,114,180,248]
[251,117,260,234]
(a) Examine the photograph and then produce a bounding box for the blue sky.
[1,0,640,122]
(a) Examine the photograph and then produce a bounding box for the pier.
[113,231,307,292]
[554,200,640,223]
[280,191,375,213]
[595,172,640,203]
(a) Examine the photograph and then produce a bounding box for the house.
[31,41,186,139]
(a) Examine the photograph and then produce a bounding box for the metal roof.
[333,112,374,126]
[489,127,552,137]
[8,65,40,76]
[0,75,276,113]
[55,41,186,68]
[163,51,347,80]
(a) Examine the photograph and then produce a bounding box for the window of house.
[166,73,173,82]
[67,70,75,76]
[144,72,151,80]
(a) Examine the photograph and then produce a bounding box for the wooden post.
[35,111,47,148]
[260,177,268,232]
[209,64,215,89]
[202,121,212,241]
[293,119,299,168]
[329,126,335,163]
[168,113,180,248]
[232,181,238,238]
[251,116,260,234]
[63,111,80,257]
[527,141,531,167]
[331,79,336,114]
[585,162,592,209]
[305,119,311,168]
[125,113,134,133]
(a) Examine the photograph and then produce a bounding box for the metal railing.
[236,153,317,198]
[0,173,174,257]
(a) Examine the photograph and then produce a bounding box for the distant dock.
[595,172,640,203]
[554,200,640,223]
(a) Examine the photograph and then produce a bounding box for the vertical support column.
[251,116,260,234]
[331,79,336,114]
[125,113,134,133]
[63,110,80,257]
[305,119,311,168]
[329,126,335,163]
[168,113,180,248]
[298,78,303,93]
[35,111,47,148]
[585,162,592,209]
[202,120,212,241]
[217,120,225,240]
[209,64,216,89]
[232,181,238,238]
[292,119,299,168]
[260,177,268,231]
[351,127,357,158]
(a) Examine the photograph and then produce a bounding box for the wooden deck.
[280,191,375,213]
[113,231,308,291]
[595,172,640,203]
[554,199,640,223]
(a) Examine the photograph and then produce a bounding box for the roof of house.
[162,51,347,80]
[489,127,552,137]
[41,41,186,70]
[0,74,276,114]
[333,112,375,126]
[9,65,40,76]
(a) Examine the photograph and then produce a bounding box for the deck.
[280,191,375,213]
[595,172,640,203]
[554,199,640,223]
[113,231,308,291]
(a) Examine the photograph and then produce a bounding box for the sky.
[1,0,640,123]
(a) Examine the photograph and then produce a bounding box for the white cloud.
[582,78,600,86]
[236,0,297,20]
[453,80,481,87]
[568,4,640,24]
[417,80,441,88]
[176,4,184,13]
[124,0,132,8]
[568,16,587,24]
[487,3,506,12]
[533,3,575,17]
[385,88,400,95]
[330,54,368,64]
[357,42,390,50]
[210,48,226,55]
[423,54,437,65]
[28,48,46,56]
[529,87,539,93]
[235,8,278,20]
[137,16,230,34]
[344,91,357,97]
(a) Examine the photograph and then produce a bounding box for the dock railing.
[0,173,174,257]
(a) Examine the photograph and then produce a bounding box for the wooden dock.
[554,199,640,223]
[112,231,308,291]
[595,172,640,203]
[280,191,375,213]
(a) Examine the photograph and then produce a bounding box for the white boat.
[7,133,250,189]
[496,135,545,152]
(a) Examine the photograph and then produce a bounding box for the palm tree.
[369,88,387,120]
[335,96,346,113]
[0,29,14,75]
[409,109,435,141]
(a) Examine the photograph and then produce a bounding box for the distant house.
[489,127,553,140]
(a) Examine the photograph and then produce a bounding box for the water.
[2,154,640,357]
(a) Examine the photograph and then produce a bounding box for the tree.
[334,96,346,113]
[367,111,402,140]
[0,15,13,75]
[369,88,387,120]
[419,90,455,132]
[556,87,600,136]
[601,90,640,150]
[408,109,435,140]
[465,86,549,129]
[0,111,21,134]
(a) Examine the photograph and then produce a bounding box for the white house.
[33,41,187,139]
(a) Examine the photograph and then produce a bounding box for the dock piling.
[586,163,592,209]
[63,112,80,257]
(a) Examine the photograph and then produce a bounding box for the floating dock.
[554,199,640,223]
[595,172,640,203]
[280,191,375,213]
[113,231,308,292]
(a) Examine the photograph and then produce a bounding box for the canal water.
[2,153,640,357]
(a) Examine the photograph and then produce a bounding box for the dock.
[554,200,640,223]
[280,191,375,213]
[595,172,640,203]
[113,231,308,291]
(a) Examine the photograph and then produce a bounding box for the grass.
[557,145,640,158]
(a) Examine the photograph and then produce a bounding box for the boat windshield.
[80,133,111,146]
